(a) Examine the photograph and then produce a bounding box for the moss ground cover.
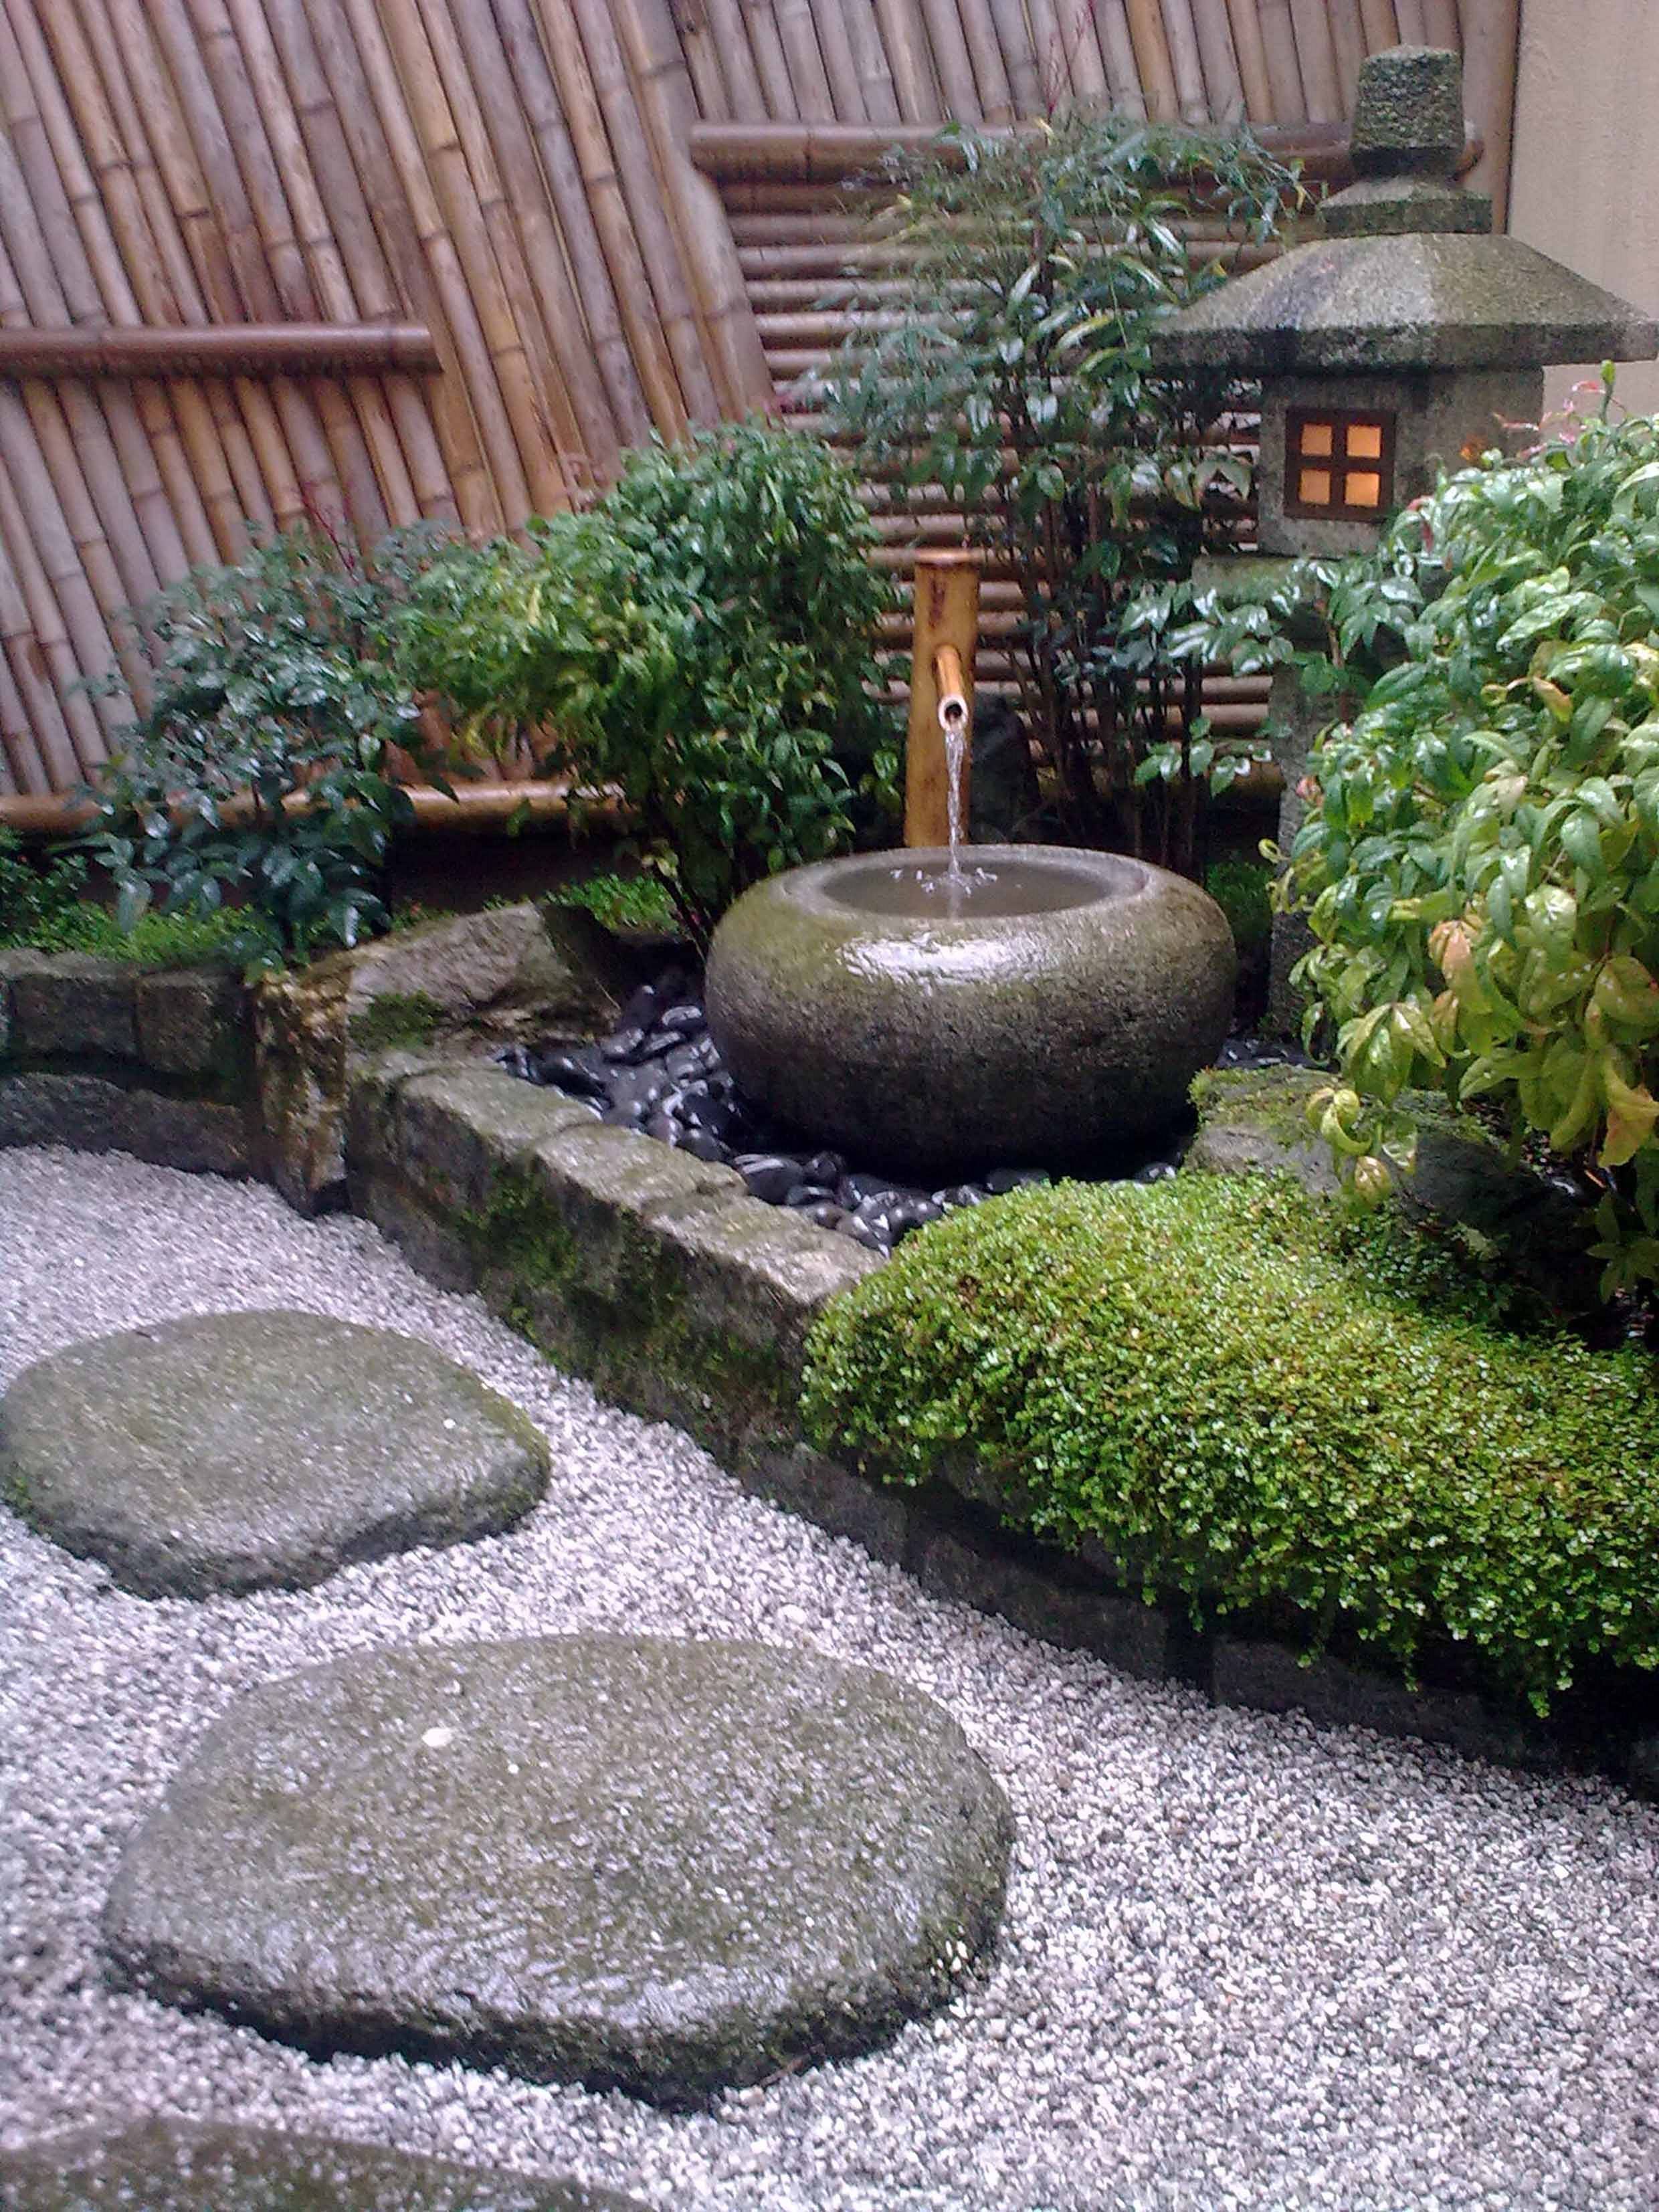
[803,1174,1659,1706]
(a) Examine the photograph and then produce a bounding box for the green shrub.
[819,112,1298,871]
[1171,405,1659,1292]
[399,421,894,947]
[1205,850,1273,957]
[85,522,451,963]
[0,828,268,966]
[803,1172,1659,1708]
[547,872,679,938]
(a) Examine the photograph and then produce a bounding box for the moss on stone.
[347,992,448,1054]
[459,1169,799,1462]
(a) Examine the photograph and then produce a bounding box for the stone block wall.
[0,952,260,1175]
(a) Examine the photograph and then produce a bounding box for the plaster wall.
[1509,0,1659,418]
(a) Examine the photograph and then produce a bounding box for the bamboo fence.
[0,0,1514,802]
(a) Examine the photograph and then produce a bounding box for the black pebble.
[984,1167,1051,1195]
[735,1154,806,1204]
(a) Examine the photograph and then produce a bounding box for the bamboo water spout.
[903,548,979,850]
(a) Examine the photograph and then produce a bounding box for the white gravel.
[3,1143,1658,2212]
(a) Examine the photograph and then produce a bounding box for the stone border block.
[0,1071,254,1175]
[134,967,246,1078]
[917,1526,1172,1680]
[9,953,137,1060]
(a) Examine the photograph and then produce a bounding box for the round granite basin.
[704,845,1236,1180]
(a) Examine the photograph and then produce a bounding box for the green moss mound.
[803,1175,1659,1706]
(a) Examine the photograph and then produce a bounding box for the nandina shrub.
[803,1173,1659,1710]
[399,421,894,948]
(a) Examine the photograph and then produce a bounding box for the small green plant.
[1169,400,1659,1294]
[547,872,680,937]
[1204,850,1273,958]
[818,112,1299,872]
[400,421,894,947]
[85,520,452,963]
[0,829,268,965]
[804,1173,1659,1709]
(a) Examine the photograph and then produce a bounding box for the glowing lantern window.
[1284,408,1396,520]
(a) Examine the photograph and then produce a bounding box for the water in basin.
[823,858,1114,920]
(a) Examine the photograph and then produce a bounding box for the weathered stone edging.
[345,1052,1659,1791]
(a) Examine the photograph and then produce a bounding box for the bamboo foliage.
[0,0,1507,799]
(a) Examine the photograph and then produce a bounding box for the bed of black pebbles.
[493,965,1292,1260]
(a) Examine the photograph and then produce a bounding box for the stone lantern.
[1151,42,1658,1027]
[1154,43,1658,558]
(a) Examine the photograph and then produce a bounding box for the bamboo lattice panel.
[0,0,1515,799]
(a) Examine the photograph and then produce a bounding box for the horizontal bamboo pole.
[0,779,630,837]
[690,118,1376,184]
[0,324,442,379]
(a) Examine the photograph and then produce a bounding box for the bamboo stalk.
[700,0,769,119]
[423,0,625,482]
[216,0,423,528]
[1124,0,1181,118]
[1073,0,1129,109]
[222,0,455,518]
[0,532,70,795]
[772,0,836,120]
[1288,0,1341,118]
[1327,0,1367,110]
[1460,0,1519,226]
[870,0,943,120]
[0,627,52,797]
[1358,0,1400,51]
[1423,0,1460,46]
[742,0,801,114]
[1256,0,1306,120]
[980,0,1040,114]
[912,0,984,116]
[906,551,979,847]
[1160,0,1213,120]
[606,0,777,418]
[0,454,109,778]
[406,0,595,503]
[676,3,730,116]
[138,0,345,532]
[947,0,1017,122]
[487,0,656,451]
[1392,0,1428,42]
[844,0,902,120]
[1224,0,1278,119]
[804,0,869,117]
[332,0,538,526]
[296,0,498,524]
[1188,0,1244,118]
[94,0,292,535]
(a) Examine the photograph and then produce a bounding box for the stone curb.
[343,1053,1659,1795]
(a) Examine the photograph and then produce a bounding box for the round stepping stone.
[0,1310,549,1598]
[103,1634,1013,2106]
[0,2118,649,2211]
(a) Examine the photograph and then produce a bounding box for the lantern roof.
[1152,45,1658,378]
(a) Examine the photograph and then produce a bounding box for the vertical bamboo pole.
[1189,0,1245,118]
[774,0,836,118]
[872,0,943,122]
[257,0,456,517]
[914,0,986,116]
[605,0,776,419]
[95,0,288,534]
[906,552,979,849]
[1327,0,1367,110]
[948,0,1017,121]
[678,3,731,114]
[0,457,109,777]
[1160,0,1212,120]
[844,0,902,119]
[296,0,492,524]
[1359,0,1401,51]
[1423,0,1460,46]
[0,631,52,797]
[1256,0,1306,119]
[1460,0,1519,227]
[1224,0,1278,120]
[1288,0,1342,117]
[805,0,871,118]
[702,0,769,118]
[0,532,70,793]
[1125,0,1182,118]
[983,0,1042,114]
[1064,0,1121,110]
[488,0,656,448]
[742,0,801,114]
[1392,0,1429,43]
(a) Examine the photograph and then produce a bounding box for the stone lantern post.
[1151,43,1658,1027]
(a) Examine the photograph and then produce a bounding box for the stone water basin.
[704,844,1236,1182]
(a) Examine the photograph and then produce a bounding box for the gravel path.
[3,1144,1657,2212]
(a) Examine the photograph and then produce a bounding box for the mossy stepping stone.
[0,2118,649,2210]
[103,1635,1013,2106]
[0,1311,549,1598]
